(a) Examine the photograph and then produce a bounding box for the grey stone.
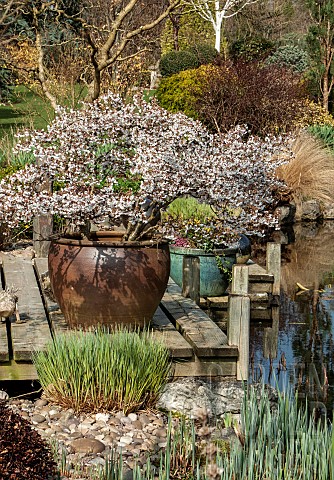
[119,435,133,445]
[276,204,296,225]
[322,203,334,219]
[296,200,322,222]
[34,398,48,407]
[109,417,121,426]
[50,424,63,433]
[154,428,167,438]
[0,390,9,400]
[157,379,246,418]
[69,432,83,439]
[71,438,105,454]
[103,435,117,444]
[96,413,110,423]
[131,420,143,430]
[138,414,150,425]
[88,457,106,467]
[123,469,134,480]
[120,416,131,425]
[31,414,47,424]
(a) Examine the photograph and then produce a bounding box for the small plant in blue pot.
[164,197,252,296]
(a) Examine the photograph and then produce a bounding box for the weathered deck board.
[0,257,242,379]
[151,307,194,359]
[0,321,9,361]
[0,360,37,381]
[2,258,52,360]
[173,357,237,377]
[161,280,238,358]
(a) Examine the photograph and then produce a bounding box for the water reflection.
[250,222,334,415]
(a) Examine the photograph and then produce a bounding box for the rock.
[71,438,105,454]
[154,428,167,438]
[138,414,150,426]
[128,413,138,422]
[88,457,106,467]
[157,379,246,418]
[119,435,133,445]
[276,204,296,225]
[123,469,134,480]
[0,390,9,400]
[0,289,17,318]
[296,200,322,222]
[31,414,47,424]
[322,203,334,219]
[96,413,110,423]
[34,399,48,407]
[69,432,83,439]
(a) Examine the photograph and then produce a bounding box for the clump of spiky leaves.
[50,387,333,480]
[32,328,171,414]
[276,132,334,204]
[308,123,334,152]
[218,387,333,480]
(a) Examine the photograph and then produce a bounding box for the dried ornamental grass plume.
[0,93,291,246]
[276,132,334,204]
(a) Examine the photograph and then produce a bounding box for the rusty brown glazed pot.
[48,233,170,329]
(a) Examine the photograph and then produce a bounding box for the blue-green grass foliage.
[33,327,171,414]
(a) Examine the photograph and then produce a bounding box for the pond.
[250,221,334,416]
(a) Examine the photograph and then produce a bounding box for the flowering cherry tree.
[0,92,292,246]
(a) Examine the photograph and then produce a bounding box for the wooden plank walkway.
[0,257,239,380]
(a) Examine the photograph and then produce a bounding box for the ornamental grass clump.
[276,132,334,204]
[32,328,171,414]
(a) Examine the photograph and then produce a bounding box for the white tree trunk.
[215,0,221,52]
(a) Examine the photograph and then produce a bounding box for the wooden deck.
[0,242,280,381]
[0,256,240,380]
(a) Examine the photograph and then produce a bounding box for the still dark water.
[250,222,334,415]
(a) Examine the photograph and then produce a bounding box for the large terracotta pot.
[48,232,170,329]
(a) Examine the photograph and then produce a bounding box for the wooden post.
[228,264,250,381]
[263,306,279,359]
[182,255,200,305]
[33,171,53,258]
[266,242,281,296]
[33,215,53,258]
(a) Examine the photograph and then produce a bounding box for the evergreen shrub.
[230,37,274,61]
[156,65,209,117]
[159,50,199,77]
[157,60,307,135]
[266,44,310,73]
[188,43,218,65]
[295,99,334,128]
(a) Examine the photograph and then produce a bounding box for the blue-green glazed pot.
[169,246,235,296]
[169,241,250,297]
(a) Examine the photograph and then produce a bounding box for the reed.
[33,327,171,414]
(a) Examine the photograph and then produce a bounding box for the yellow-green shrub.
[295,99,334,128]
[156,64,216,119]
